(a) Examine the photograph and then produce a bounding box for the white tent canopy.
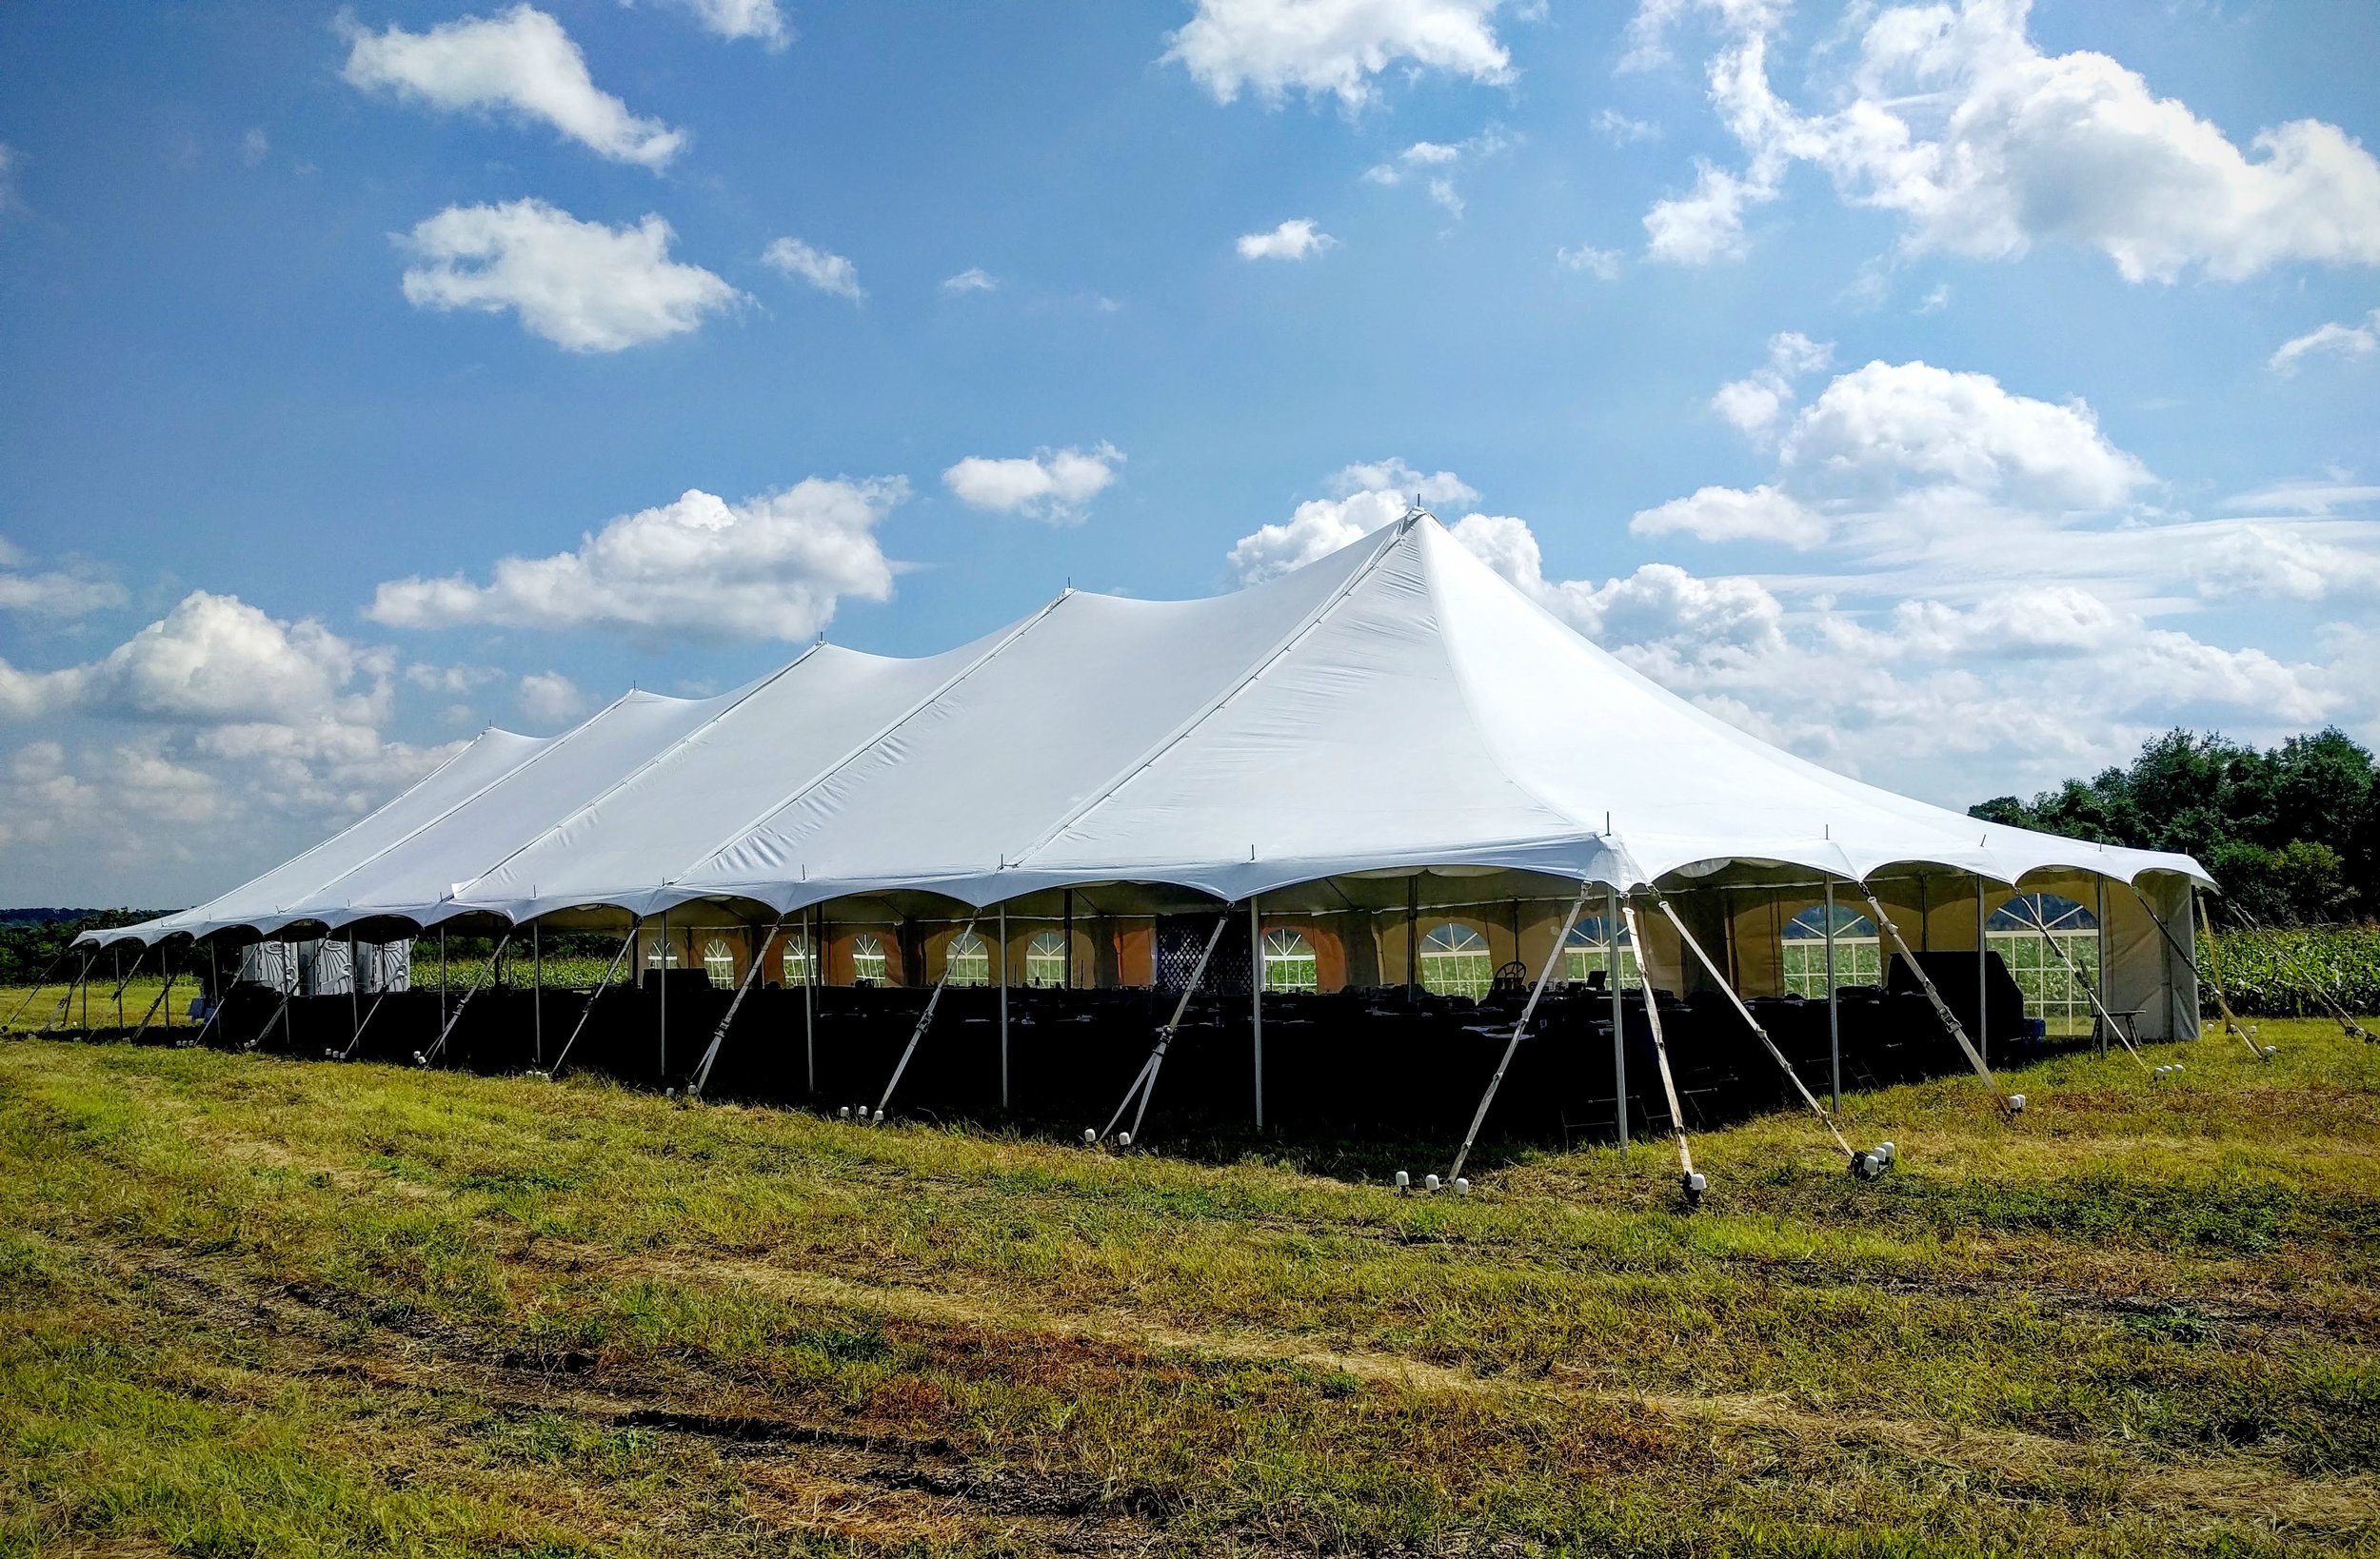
[88,513,2210,949]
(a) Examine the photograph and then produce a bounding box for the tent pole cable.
[1654,894,1854,1161]
[1863,889,2011,1115]
[690,909,791,1097]
[873,917,977,1120]
[1618,902,1698,1199]
[1250,896,1263,1131]
[1099,913,1228,1146]
[550,923,639,1079]
[1609,884,1627,1151]
[423,931,511,1068]
[1823,878,1841,1112]
[998,900,1009,1111]
[1447,885,1589,1185]
[2013,899,2152,1074]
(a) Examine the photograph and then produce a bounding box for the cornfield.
[2201,924,2380,1017]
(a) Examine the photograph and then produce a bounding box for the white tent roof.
[90,513,2209,947]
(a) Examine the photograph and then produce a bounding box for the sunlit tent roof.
[85,512,2211,949]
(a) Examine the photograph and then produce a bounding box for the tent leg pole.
[1250,896,1263,1132]
[1619,901,1700,1203]
[658,909,669,1081]
[348,933,361,1054]
[1608,885,1626,1151]
[532,923,543,1067]
[874,918,975,1120]
[550,923,638,1079]
[1655,894,1854,1160]
[424,931,511,1068]
[130,955,182,1040]
[803,908,816,1095]
[691,911,790,1097]
[438,927,446,1031]
[2096,877,2111,1060]
[1099,914,1228,1146]
[1864,890,2010,1115]
[1975,875,1989,1070]
[998,901,1009,1111]
[1824,878,1840,1112]
[1447,887,1589,1185]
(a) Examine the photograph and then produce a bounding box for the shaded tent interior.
[64,512,2211,1166]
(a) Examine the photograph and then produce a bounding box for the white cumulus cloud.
[942,266,998,294]
[340,6,684,169]
[367,478,906,642]
[1556,245,1623,279]
[1709,329,1833,438]
[1237,218,1338,260]
[942,444,1124,524]
[670,0,790,49]
[1227,459,1478,582]
[1638,0,2380,281]
[2270,309,2380,374]
[398,199,743,352]
[516,671,586,725]
[763,236,863,301]
[1167,0,1514,107]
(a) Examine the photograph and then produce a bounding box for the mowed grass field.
[2,1019,2376,1557]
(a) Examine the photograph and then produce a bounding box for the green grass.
[1,1019,2375,1555]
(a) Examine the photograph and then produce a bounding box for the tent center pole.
[1250,896,1263,1132]
[1608,884,1626,1152]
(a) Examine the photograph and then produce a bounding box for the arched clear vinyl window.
[1778,905,1880,997]
[1024,931,1067,987]
[782,935,813,987]
[1418,922,1493,999]
[849,933,888,985]
[701,938,736,990]
[1563,917,1639,986]
[1260,928,1319,993]
[944,930,991,986]
[1987,892,2102,1035]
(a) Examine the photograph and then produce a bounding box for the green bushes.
[2202,924,2380,1017]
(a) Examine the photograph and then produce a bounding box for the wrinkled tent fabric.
[85,514,2211,960]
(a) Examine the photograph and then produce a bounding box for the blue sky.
[2,0,2376,907]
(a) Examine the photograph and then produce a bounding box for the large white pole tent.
[76,511,2209,1166]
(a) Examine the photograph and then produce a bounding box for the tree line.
[1972,727,2380,927]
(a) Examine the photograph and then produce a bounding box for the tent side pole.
[691,910,791,1097]
[423,931,512,1067]
[1655,896,1854,1160]
[998,900,1009,1111]
[1975,875,1989,1070]
[348,932,361,1053]
[1823,878,1840,1112]
[1104,913,1228,1147]
[532,922,543,1067]
[1864,890,2008,1115]
[549,922,639,1078]
[1607,886,1628,1150]
[803,907,816,1095]
[438,927,446,1031]
[1619,903,1698,1197]
[1249,896,1263,1131]
[130,952,183,1039]
[658,908,669,1079]
[2096,877,2111,1059]
[1447,887,1589,1184]
[874,917,976,1119]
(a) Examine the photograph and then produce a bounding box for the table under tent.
[69,511,2211,1194]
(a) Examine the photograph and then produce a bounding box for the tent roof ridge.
[1005,517,1418,875]
[442,640,835,909]
[663,587,1081,890]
